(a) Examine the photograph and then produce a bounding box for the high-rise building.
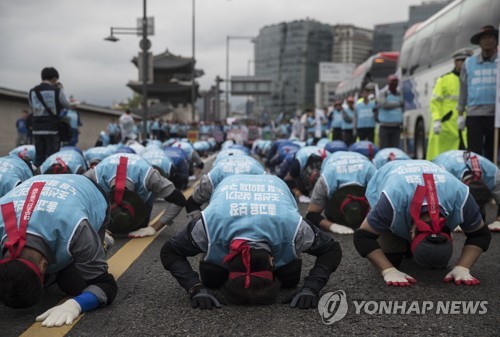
[254,19,332,117]
[372,0,452,53]
[332,25,373,65]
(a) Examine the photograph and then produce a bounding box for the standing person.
[353,161,491,286]
[341,97,356,146]
[118,109,135,143]
[375,75,404,149]
[59,97,81,146]
[0,175,118,327]
[15,110,29,146]
[457,25,498,162]
[107,118,120,144]
[330,100,343,141]
[356,84,376,142]
[28,67,73,167]
[426,49,473,161]
[161,174,342,309]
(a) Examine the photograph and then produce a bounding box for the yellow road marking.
[20,185,196,337]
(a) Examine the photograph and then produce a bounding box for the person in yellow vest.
[426,48,473,161]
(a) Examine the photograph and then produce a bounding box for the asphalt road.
[1,157,499,337]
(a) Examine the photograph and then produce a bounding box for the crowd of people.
[0,25,498,327]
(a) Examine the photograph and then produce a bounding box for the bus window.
[456,0,491,49]
[399,36,414,76]
[414,21,436,74]
[430,3,461,65]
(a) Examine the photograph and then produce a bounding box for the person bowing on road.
[84,153,186,238]
[0,174,117,327]
[161,174,342,309]
[353,160,491,286]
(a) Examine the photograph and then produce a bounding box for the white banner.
[319,63,355,83]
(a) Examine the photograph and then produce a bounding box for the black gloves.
[286,287,318,309]
[189,284,223,310]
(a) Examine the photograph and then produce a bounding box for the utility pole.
[215,76,223,121]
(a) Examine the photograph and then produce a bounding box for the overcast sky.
[0,0,426,107]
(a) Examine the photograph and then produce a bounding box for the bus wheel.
[414,119,425,159]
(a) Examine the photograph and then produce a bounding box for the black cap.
[412,235,453,269]
[470,25,499,45]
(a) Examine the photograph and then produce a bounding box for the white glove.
[488,220,500,232]
[444,266,479,285]
[457,115,466,130]
[298,195,311,203]
[329,223,354,234]
[454,226,463,233]
[433,120,441,135]
[36,299,81,327]
[128,226,156,238]
[381,267,416,286]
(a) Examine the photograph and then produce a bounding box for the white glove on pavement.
[128,226,156,238]
[433,120,441,134]
[381,267,416,286]
[36,299,81,327]
[444,266,479,285]
[488,220,500,232]
[298,195,311,203]
[329,223,354,234]
[457,115,466,130]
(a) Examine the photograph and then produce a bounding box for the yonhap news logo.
[318,290,488,325]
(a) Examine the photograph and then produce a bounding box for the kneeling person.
[0,174,117,327]
[161,175,342,309]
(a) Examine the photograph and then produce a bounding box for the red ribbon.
[469,155,482,180]
[0,182,46,284]
[388,152,396,161]
[410,174,449,253]
[114,156,128,206]
[368,144,374,160]
[222,239,273,289]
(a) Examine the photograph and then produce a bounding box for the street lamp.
[104,0,152,141]
[225,35,255,119]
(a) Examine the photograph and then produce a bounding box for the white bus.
[399,0,500,159]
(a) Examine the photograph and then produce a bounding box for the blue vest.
[366,160,469,241]
[372,148,411,169]
[9,145,36,161]
[95,153,152,202]
[64,109,79,129]
[331,109,343,128]
[321,151,376,198]
[213,149,248,165]
[172,142,194,161]
[378,91,403,124]
[432,150,497,190]
[208,157,264,191]
[142,150,173,178]
[355,100,376,128]
[349,141,379,159]
[202,175,301,268]
[0,175,107,273]
[41,150,87,174]
[295,146,329,172]
[465,55,497,106]
[341,108,355,130]
[0,155,33,198]
[163,147,189,178]
[83,147,114,164]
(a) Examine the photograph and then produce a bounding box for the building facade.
[254,20,333,117]
[332,25,373,65]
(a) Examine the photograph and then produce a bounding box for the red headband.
[410,174,450,253]
[222,239,273,289]
[114,156,128,206]
[0,182,46,285]
[53,157,68,174]
[340,194,369,216]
